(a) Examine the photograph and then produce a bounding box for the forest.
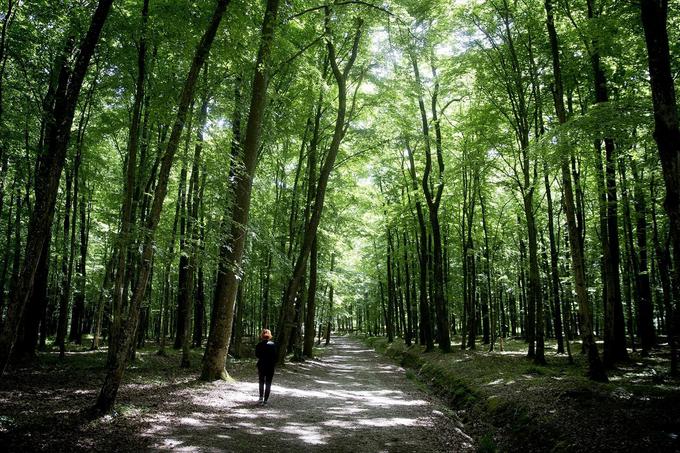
[0,0,679,451]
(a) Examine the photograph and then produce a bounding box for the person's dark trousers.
[258,369,274,401]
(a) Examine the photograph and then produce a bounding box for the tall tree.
[201,0,279,381]
[640,0,680,375]
[544,0,607,380]
[0,0,114,376]
[95,0,230,412]
[275,9,364,365]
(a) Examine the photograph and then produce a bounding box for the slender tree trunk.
[640,0,680,374]
[406,141,433,352]
[302,70,326,358]
[544,163,564,353]
[479,190,492,347]
[110,0,149,350]
[275,13,363,365]
[410,49,450,353]
[325,254,335,346]
[303,236,318,358]
[174,157,189,349]
[651,176,673,340]
[95,0,229,412]
[402,231,413,346]
[386,229,395,343]
[619,154,639,351]
[585,0,628,366]
[193,167,207,348]
[92,249,115,350]
[544,0,606,380]
[181,77,209,368]
[55,167,73,357]
[200,0,276,381]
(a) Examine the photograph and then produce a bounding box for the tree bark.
[406,141,433,352]
[544,163,564,353]
[110,0,149,350]
[303,236,318,357]
[95,0,229,412]
[410,48,450,353]
[275,12,363,365]
[200,0,277,381]
[544,0,607,380]
[585,0,628,366]
[640,0,680,375]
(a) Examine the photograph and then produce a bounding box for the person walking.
[255,329,277,405]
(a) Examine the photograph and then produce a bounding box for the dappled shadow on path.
[142,337,472,452]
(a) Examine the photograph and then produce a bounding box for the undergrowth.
[359,335,680,453]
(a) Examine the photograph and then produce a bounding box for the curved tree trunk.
[275,12,363,365]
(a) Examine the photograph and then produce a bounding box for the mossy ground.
[361,335,680,452]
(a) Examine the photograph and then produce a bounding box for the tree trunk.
[544,163,564,353]
[640,0,680,375]
[92,249,115,350]
[55,165,74,357]
[13,238,50,360]
[200,0,276,381]
[386,230,395,343]
[402,231,413,346]
[410,49,450,353]
[303,236,318,358]
[95,0,229,412]
[544,0,606,380]
[275,13,363,365]
[181,77,209,367]
[585,0,628,366]
[619,154,639,351]
[110,0,149,350]
[192,166,207,348]
[406,141,433,352]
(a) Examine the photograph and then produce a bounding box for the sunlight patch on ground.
[497,351,528,356]
[322,419,356,428]
[356,417,429,428]
[274,385,332,399]
[281,423,328,445]
[326,406,367,415]
[157,438,184,448]
[178,417,203,427]
[73,389,94,395]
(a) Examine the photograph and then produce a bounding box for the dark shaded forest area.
[0,0,679,451]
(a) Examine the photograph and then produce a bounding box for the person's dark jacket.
[255,340,277,374]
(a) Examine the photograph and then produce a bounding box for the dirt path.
[143,336,474,452]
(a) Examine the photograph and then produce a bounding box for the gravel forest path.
[144,336,474,452]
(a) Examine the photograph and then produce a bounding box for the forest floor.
[0,336,474,452]
[365,335,680,452]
